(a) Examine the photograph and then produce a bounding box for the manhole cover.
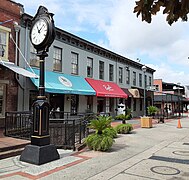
[150,166,180,175]
[173,151,189,156]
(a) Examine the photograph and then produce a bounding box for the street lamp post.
[142,65,147,116]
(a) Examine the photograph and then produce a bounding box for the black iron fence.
[5,111,96,150]
[5,111,32,139]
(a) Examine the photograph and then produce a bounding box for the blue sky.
[17,0,189,86]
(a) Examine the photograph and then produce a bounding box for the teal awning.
[30,68,96,95]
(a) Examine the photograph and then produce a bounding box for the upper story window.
[0,26,10,60]
[109,64,114,81]
[149,76,152,86]
[87,57,93,78]
[30,45,39,67]
[119,67,123,83]
[99,61,104,80]
[71,52,78,75]
[126,69,130,84]
[53,46,62,71]
[155,85,159,91]
[145,75,147,88]
[139,73,142,87]
[133,71,136,86]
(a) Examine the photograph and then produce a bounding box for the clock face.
[31,18,48,45]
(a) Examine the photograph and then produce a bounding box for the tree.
[134,0,189,25]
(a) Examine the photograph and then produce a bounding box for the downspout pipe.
[13,22,25,112]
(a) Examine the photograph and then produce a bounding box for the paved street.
[1,117,189,179]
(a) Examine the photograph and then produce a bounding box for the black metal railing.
[5,111,32,140]
[5,111,96,150]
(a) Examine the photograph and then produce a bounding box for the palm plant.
[85,116,115,151]
[88,116,112,134]
[147,106,158,117]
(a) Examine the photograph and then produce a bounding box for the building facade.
[0,0,23,127]
[16,12,155,118]
[153,79,187,117]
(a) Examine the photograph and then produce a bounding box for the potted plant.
[140,106,158,128]
[140,116,153,128]
[147,106,158,118]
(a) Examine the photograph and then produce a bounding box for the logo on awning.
[103,84,114,91]
[59,76,72,87]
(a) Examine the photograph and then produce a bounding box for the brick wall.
[0,1,23,127]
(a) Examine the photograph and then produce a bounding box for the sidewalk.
[0,117,189,179]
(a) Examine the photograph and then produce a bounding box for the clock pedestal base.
[20,144,60,165]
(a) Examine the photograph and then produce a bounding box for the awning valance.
[0,60,38,78]
[128,88,140,98]
[85,78,128,98]
[121,88,133,97]
[30,68,96,95]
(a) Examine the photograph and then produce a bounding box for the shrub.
[147,106,159,116]
[115,124,133,134]
[85,116,115,151]
[114,114,131,124]
[88,116,112,134]
[103,127,117,138]
[84,133,114,151]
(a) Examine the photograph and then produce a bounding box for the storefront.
[0,60,37,127]
[29,68,96,114]
[85,78,128,115]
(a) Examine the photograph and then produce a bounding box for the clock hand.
[36,25,40,33]
[39,24,45,32]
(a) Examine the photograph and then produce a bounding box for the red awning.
[85,78,128,98]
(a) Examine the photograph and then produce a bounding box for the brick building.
[0,0,23,127]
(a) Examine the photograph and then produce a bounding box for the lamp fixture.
[142,65,147,72]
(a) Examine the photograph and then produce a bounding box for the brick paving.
[0,116,186,180]
[0,129,30,151]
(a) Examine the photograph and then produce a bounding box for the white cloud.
[148,63,189,85]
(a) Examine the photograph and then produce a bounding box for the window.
[133,71,136,86]
[53,47,62,71]
[109,98,114,112]
[145,75,147,88]
[119,67,123,83]
[149,76,152,86]
[70,95,78,115]
[87,57,93,77]
[126,69,130,84]
[0,84,6,117]
[139,73,142,87]
[30,45,39,67]
[155,85,159,91]
[0,26,10,59]
[99,61,104,80]
[109,64,114,81]
[71,52,78,75]
[29,90,38,110]
[87,96,93,111]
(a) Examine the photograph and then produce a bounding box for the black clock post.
[20,6,60,165]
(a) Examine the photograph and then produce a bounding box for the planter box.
[140,117,152,128]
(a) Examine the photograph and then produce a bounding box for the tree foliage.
[134,0,189,25]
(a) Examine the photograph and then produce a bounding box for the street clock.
[30,6,55,53]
